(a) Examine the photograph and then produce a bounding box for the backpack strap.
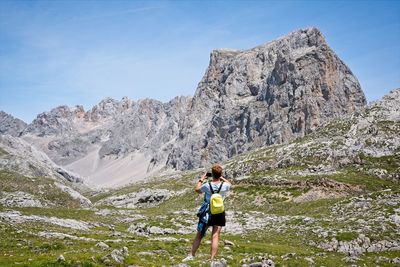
[216,181,224,193]
[208,182,214,194]
[209,181,224,194]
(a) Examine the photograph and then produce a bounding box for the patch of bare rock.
[316,234,400,255]
[0,210,93,230]
[0,191,46,208]
[96,188,189,208]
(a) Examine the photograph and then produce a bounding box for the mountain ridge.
[2,27,367,187]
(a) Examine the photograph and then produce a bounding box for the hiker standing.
[183,164,231,262]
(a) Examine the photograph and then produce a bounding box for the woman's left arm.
[220,176,231,186]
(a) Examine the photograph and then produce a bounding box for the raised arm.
[219,176,231,186]
[195,173,207,193]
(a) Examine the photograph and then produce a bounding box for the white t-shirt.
[200,181,231,203]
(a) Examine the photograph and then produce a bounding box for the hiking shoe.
[182,255,195,262]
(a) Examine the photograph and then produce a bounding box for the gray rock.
[38,231,96,241]
[0,191,45,208]
[224,239,235,246]
[0,211,92,231]
[95,242,109,250]
[122,246,129,255]
[110,249,124,264]
[101,255,111,264]
[127,222,178,236]
[281,253,296,261]
[211,258,227,267]
[317,234,400,255]
[0,135,84,184]
[247,259,275,267]
[57,255,65,262]
[97,188,173,208]
[342,256,360,263]
[392,257,400,264]
[54,182,92,207]
[304,257,315,267]
[0,111,27,137]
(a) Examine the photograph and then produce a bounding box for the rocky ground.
[0,166,399,267]
[0,90,399,266]
[0,146,399,265]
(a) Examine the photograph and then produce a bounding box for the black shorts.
[209,212,226,227]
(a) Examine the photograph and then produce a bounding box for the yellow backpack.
[209,182,224,215]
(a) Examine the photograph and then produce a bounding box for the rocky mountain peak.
[167,27,366,170]
[22,105,87,137]
[18,27,369,184]
[0,111,27,137]
[368,88,400,121]
[379,88,400,105]
[284,27,326,48]
[71,105,86,118]
[86,97,121,121]
[121,96,134,110]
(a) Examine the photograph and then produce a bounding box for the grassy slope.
[1,161,399,266]
[1,105,399,266]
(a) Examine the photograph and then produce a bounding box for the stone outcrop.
[96,188,189,208]
[0,210,93,230]
[0,134,92,207]
[317,234,400,255]
[0,134,84,183]
[0,191,45,208]
[225,88,400,181]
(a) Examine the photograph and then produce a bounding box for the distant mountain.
[12,27,366,187]
[0,111,27,137]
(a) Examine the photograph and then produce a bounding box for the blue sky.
[0,0,399,123]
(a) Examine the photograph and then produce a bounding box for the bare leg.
[191,231,203,256]
[211,226,222,260]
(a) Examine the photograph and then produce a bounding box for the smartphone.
[206,172,212,177]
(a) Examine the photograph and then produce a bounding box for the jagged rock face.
[98,96,191,161]
[166,28,366,169]
[224,88,400,181]
[19,27,366,185]
[0,135,84,183]
[22,105,85,137]
[0,134,92,207]
[0,111,27,137]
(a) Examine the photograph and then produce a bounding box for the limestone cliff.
[17,27,366,186]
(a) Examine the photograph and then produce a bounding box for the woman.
[183,164,231,262]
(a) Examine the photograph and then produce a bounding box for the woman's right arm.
[195,173,207,193]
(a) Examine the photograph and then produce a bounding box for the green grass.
[89,171,200,204]
[336,232,358,242]
[359,153,400,174]
[14,207,103,222]
[0,147,9,156]
[330,167,399,190]
[0,170,81,208]
[377,120,400,134]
